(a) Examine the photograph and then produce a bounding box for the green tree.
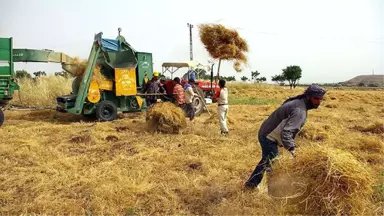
[271,74,286,85]
[256,76,267,83]
[15,70,32,79]
[55,71,73,78]
[251,70,260,82]
[241,76,248,82]
[282,65,302,89]
[33,71,47,77]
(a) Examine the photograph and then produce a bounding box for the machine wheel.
[95,100,118,121]
[0,109,4,127]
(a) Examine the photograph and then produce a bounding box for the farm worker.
[173,77,186,110]
[141,72,165,108]
[182,69,196,81]
[183,79,196,121]
[244,85,327,190]
[213,79,229,135]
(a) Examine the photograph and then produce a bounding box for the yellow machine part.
[99,80,113,91]
[136,96,143,108]
[115,68,137,96]
[87,80,101,103]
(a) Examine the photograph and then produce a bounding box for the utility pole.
[187,23,194,61]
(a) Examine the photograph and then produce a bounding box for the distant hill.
[342,75,384,86]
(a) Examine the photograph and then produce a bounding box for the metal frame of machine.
[0,37,20,126]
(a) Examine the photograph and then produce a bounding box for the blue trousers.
[245,133,279,188]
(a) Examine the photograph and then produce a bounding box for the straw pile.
[269,146,376,215]
[198,24,248,72]
[146,102,187,134]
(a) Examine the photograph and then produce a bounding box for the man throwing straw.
[244,85,327,190]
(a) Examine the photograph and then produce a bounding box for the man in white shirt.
[183,79,196,121]
[213,79,229,135]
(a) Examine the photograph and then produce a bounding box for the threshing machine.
[0,29,208,125]
[56,29,207,121]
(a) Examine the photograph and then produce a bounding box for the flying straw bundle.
[69,57,107,83]
[146,102,187,134]
[269,146,376,215]
[198,24,249,75]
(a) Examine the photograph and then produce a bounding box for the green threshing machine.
[0,29,206,126]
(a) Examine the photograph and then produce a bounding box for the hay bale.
[198,24,248,72]
[269,146,376,215]
[146,102,187,134]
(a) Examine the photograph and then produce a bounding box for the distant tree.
[55,71,73,78]
[358,82,366,87]
[195,68,208,79]
[256,76,267,83]
[33,71,47,77]
[368,83,379,87]
[271,74,286,85]
[251,70,260,83]
[282,65,302,89]
[15,70,32,79]
[241,76,248,82]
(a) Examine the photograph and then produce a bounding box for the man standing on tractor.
[141,72,165,108]
[213,79,229,135]
[244,85,326,190]
[172,77,186,110]
[183,79,196,121]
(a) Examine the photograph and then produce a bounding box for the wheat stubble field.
[1,77,383,215]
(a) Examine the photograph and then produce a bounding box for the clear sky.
[1,0,382,83]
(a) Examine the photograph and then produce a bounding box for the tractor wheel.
[95,100,118,121]
[193,96,204,116]
[193,86,205,116]
[0,109,4,127]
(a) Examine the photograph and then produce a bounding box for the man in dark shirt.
[244,85,327,190]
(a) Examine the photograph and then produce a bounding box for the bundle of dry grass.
[146,102,187,134]
[70,57,107,83]
[269,146,376,215]
[198,24,248,74]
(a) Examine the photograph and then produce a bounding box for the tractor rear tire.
[193,86,205,116]
[95,100,118,121]
[0,109,4,127]
[193,96,204,117]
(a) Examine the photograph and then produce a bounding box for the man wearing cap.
[244,85,327,190]
[141,72,165,109]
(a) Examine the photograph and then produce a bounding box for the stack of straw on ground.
[146,102,187,134]
[268,146,377,215]
[198,24,249,73]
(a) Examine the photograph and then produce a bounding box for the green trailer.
[0,38,20,126]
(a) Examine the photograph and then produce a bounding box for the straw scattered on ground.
[1,79,383,215]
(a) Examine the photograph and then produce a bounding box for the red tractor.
[160,61,220,101]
